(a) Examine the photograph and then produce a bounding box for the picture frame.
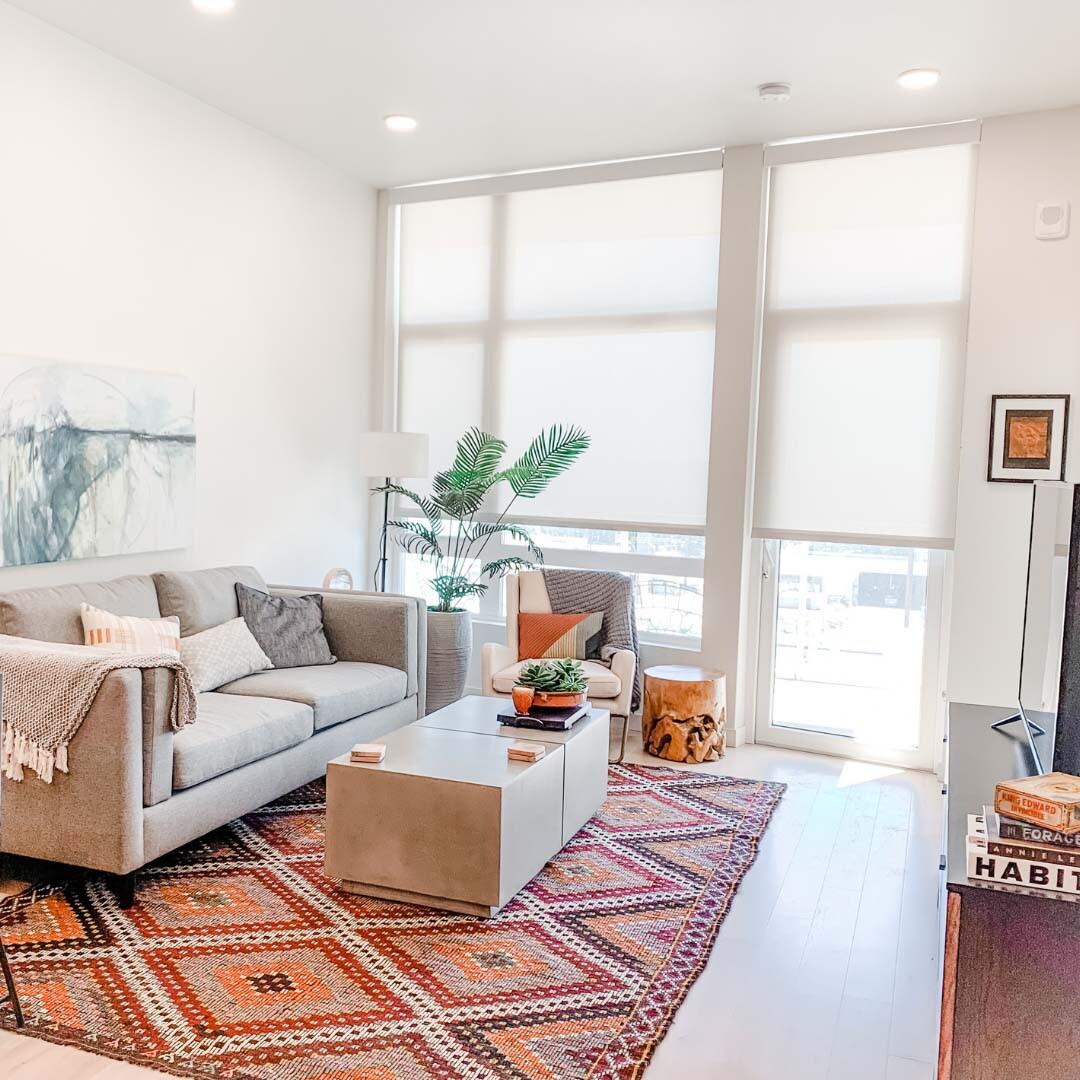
[988,394,1070,483]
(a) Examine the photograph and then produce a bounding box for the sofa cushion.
[153,565,267,637]
[217,661,408,731]
[173,693,314,791]
[179,617,272,693]
[235,583,336,669]
[0,574,160,644]
[492,659,621,698]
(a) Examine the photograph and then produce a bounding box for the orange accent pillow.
[517,611,603,662]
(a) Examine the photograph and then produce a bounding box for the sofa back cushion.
[153,565,267,636]
[0,574,161,644]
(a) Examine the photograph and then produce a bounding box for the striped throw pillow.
[518,611,603,662]
[79,602,181,657]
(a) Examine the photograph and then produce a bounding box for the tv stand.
[940,703,1080,1079]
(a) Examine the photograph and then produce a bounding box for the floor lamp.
[359,431,430,593]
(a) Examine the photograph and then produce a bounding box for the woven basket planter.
[426,609,472,712]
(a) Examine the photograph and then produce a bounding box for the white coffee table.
[325,697,609,917]
[417,695,610,845]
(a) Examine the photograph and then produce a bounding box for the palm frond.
[428,428,507,516]
[431,469,488,517]
[386,519,443,560]
[376,484,442,532]
[451,427,506,481]
[431,575,488,608]
[481,555,537,579]
[500,424,590,499]
[468,522,545,563]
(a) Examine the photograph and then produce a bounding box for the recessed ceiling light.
[384,115,418,133]
[192,0,235,13]
[897,68,940,90]
[757,82,792,103]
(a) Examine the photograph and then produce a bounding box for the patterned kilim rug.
[0,765,783,1079]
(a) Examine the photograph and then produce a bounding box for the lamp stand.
[376,476,390,593]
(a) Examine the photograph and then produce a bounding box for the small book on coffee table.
[507,741,546,763]
[497,705,588,731]
[349,743,386,764]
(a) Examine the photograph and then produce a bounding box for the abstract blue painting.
[0,358,195,567]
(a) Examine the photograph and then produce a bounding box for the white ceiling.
[11,0,1080,188]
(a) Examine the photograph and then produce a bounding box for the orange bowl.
[530,690,587,709]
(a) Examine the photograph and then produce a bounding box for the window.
[391,165,723,641]
[753,131,975,768]
[767,540,932,749]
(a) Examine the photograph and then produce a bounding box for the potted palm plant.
[379,424,589,711]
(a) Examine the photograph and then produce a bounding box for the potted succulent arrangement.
[512,658,589,713]
[379,425,589,711]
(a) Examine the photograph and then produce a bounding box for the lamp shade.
[358,431,429,479]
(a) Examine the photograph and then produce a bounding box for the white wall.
[948,107,1080,706]
[0,3,376,594]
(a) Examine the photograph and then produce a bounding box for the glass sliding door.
[756,539,945,768]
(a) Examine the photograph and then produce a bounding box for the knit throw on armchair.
[541,568,641,711]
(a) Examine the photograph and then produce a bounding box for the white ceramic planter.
[426,609,472,712]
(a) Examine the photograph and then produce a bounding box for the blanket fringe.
[1,722,67,784]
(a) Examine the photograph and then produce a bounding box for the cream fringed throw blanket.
[0,635,196,783]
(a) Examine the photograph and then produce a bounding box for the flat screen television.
[1005,481,1080,773]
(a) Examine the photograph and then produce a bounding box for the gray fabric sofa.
[0,565,426,903]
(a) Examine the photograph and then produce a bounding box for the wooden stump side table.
[641,665,726,763]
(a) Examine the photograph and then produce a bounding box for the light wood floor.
[1,736,943,1080]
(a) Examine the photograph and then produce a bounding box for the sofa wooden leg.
[0,936,25,1029]
[111,872,137,910]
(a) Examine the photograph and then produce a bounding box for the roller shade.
[753,142,976,548]
[396,167,723,531]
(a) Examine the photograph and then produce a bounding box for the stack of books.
[349,743,386,764]
[506,741,546,764]
[497,704,588,731]
[966,772,1080,897]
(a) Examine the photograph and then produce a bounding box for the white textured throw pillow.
[179,617,273,693]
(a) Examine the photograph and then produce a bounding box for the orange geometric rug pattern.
[0,765,784,1079]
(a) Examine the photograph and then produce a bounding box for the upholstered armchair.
[481,571,635,762]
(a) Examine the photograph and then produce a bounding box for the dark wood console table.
[939,703,1080,1079]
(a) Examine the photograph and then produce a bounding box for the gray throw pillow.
[235,583,336,669]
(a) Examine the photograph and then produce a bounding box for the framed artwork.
[0,357,195,567]
[987,394,1070,483]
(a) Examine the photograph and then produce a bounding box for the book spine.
[986,840,1080,868]
[997,819,1080,848]
[994,790,1080,833]
[967,848,1080,895]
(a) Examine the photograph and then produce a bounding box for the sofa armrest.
[141,667,177,807]
[482,642,517,696]
[271,587,427,716]
[608,648,637,719]
[0,668,146,875]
